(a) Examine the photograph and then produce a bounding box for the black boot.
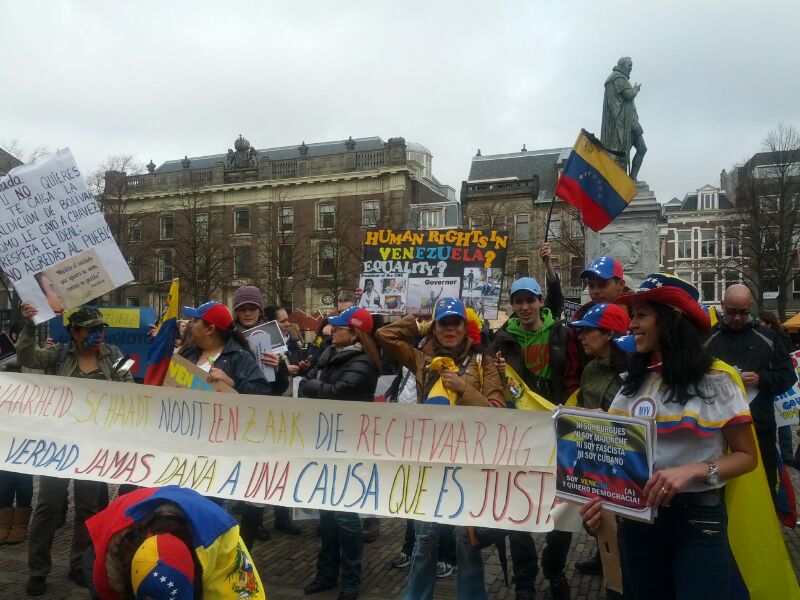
[575,551,602,576]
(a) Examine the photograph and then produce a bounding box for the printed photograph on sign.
[461,267,502,319]
[356,275,386,311]
[406,277,460,316]
[380,275,408,313]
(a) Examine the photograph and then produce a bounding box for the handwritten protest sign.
[361,229,508,318]
[163,354,236,394]
[0,149,132,324]
[0,371,555,531]
[554,407,654,521]
[776,350,800,426]
[49,306,156,379]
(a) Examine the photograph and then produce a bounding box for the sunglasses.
[436,317,464,328]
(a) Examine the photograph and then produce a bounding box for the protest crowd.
[1,237,799,600]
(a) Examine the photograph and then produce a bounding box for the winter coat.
[579,356,623,411]
[706,320,796,432]
[180,336,273,395]
[375,314,504,408]
[298,343,378,401]
[16,322,133,383]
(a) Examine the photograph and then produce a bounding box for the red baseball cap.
[328,306,373,333]
[183,301,234,331]
[567,303,630,335]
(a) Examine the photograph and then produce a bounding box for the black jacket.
[180,336,280,395]
[489,276,568,405]
[298,344,378,401]
[706,321,796,432]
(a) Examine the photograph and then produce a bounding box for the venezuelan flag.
[554,130,637,232]
[144,278,180,385]
[86,486,265,600]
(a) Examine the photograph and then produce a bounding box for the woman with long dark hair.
[580,274,757,599]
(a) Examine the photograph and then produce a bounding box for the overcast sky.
[3,1,799,203]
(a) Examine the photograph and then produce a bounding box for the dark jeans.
[316,510,363,593]
[0,470,33,508]
[756,429,778,500]
[29,476,101,578]
[618,494,729,600]
[240,503,264,551]
[509,530,572,594]
[400,519,456,563]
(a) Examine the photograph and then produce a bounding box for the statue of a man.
[601,56,647,180]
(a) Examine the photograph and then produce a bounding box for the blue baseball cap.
[433,297,466,321]
[580,256,624,280]
[567,303,630,335]
[510,277,542,298]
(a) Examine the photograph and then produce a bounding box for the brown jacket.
[376,315,503,408]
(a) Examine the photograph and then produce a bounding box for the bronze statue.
[601,56,646,180]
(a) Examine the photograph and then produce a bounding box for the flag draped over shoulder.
[144,279,179,386]
[711,360,800,600]
[424,357,459,405]
[554,130,637,232]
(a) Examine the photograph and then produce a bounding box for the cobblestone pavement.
[1,476,799,599]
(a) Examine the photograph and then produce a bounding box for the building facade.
[109,135,450,313]
[461,146,586,302]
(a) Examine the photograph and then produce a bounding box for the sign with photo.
[0,149,133,324]
[360,229,509,318]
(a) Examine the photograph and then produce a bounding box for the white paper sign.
[0,149,132,323]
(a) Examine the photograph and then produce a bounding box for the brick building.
[107,135,451,313]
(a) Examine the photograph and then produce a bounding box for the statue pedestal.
[584,181,660,292]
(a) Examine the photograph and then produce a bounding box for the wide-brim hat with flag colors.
[614,273,711,333]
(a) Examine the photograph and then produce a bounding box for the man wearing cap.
[706,284,795,500]
[16,302,133,596]
[490,246,571,600]
[565,256,628,407]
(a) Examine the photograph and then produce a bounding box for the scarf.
[421,338,467,400]
[505,308,554,378]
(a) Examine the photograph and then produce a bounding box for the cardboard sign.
[361,229,508,318]
[0,149,133,323]
[554,407,654,521]
[163,353,236,394]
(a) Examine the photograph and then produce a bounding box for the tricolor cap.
[433,297,466,321]
[613,334,636,353]
[183,301,234,331]
[327,306,373,333]
[580,256,624,280]
[131,533,194,600]
[510,277,543,298]
[567,303,630,335]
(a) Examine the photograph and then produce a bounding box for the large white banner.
[0,372,557,531]
[0,149,133,323]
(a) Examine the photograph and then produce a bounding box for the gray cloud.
[2,1,798,203]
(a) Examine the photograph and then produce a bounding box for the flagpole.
[543,194,557,242]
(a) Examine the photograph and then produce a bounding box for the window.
[127,256,140,281]
[700,272,716,302]
[128,219,141,242]
[515,259,529,277]
[280,207,294,232]
[318,203,335,229]
[492,214,507,230]
[701,193,715,210]
[725,271,739,290]
[676,271,693,288]
[677,230,692,259]
[419,208,444,229]
[279,244,293,277]
[195,213,209,237]
[156,251,173,281]
[160,215,174,240]
[233,246,251,278]
[362,200,380,228]
[570,256,583,287]
[234,208,250,234]
[723,229,739,257]
[548,217,561,239]
[700,229,716,258]
[318,244,335,274]
[759,195,778,213]
[126,297,140,307]
[515,214,530,241]
[469,216,484,230]
[570,219,583,239]
[794,273,800,297]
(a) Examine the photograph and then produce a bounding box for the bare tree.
[170,188,235,306]
[255,195,313,309]
[733,124,800,319]
[2,139,51,163]
[313,204,364,308]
